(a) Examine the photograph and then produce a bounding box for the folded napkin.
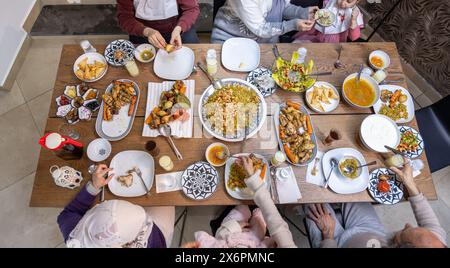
[275,166,302,204]
[142,80,195,138]
[155,171,183,193]
[306,151,325,187]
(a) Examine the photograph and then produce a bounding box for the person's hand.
[390,158,420,196]
[170,26,183,50]
[308,6,319,20]
[91,164,113,190]
[144,27,167,49]
[307,204,336,240]
[236,156,255,177]
[297,19,315,32]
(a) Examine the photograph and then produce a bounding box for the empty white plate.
[222,38,260,72]
[108,150,154,197]
[322,148,370,194]
[154,46,195,80]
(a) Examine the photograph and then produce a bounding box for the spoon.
[159,124,183,160]
[323,158,338,189]
[384,145,407,156]
[356,64,364,83]
[197,62,223,89]
[342,160,377,174]
[334,45,343,69]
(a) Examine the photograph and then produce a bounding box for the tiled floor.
[0,37,448,248]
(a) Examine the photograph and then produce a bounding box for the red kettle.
[39,132,84,160]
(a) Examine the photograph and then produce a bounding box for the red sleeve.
[117,0,146,36]
[176,0,200,32]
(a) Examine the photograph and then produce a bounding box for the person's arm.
[282,4,316,20]
[176,0,200,33]
[408,194,447,245]
[116,0,146,36]
[229,0,301,39]
[391,159,447,245]
[245,171,296,248]
[57,182,100,241]
[57,165,113,242]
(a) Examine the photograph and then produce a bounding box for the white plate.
[222,38,260,72]
[322,148,369,194]
[224,153,270,200]
[95,79,140,141]
[305,81,340,113]
[360,114,400,153]
[108,150,154,197]
[154,46,195,80]
[73,52,108,83]
[373,85,415,123]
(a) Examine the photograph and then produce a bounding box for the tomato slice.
[377,181,391,193]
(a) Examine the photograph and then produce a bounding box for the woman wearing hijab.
[117,0,200,49]
[57,164,175,248]
[211,0,319,43]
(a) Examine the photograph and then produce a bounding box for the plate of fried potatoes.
[73,52,108,82]
[305,81,340,113]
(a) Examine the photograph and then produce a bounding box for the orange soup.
[343,77,376,107]
[207,145,227,165]
[370,56,384,68]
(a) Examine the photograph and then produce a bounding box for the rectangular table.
[30,42,437,207]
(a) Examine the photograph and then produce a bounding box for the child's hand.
[297,19,315,32]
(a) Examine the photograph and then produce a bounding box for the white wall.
[0,0,36,87]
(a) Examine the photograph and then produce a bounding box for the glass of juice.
[159,155,174,171]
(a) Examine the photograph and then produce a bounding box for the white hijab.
[315,0,364,34]
[134,0,179,21]
[66,200,153,248]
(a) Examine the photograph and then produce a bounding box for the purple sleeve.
[57,186,97,241]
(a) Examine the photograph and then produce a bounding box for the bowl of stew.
[342,73,380,109]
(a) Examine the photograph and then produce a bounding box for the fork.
[132,167,150,196]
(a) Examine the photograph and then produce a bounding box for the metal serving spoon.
[197,62,224,89]
[342,160,377,175]
[323,158,338,189]
[159,124,183,160]
[334,45,343,69]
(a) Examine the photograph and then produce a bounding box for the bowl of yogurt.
[360,114,400,153]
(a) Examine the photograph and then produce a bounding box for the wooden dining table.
[29,42,437,207]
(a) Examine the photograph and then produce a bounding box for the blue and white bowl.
[398,126,424,159]
[368,168,403,205]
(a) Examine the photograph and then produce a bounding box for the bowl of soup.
[369,50,390,70]
[205,142,230,167]
[342,73,380,109]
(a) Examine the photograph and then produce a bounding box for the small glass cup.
[159,155,174,171]
[271,151,286,166]
[323,129,341,146]
[58,123,80,140]
[385,154,405,168]
[145,140,160,157]
[124,57,140,77]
